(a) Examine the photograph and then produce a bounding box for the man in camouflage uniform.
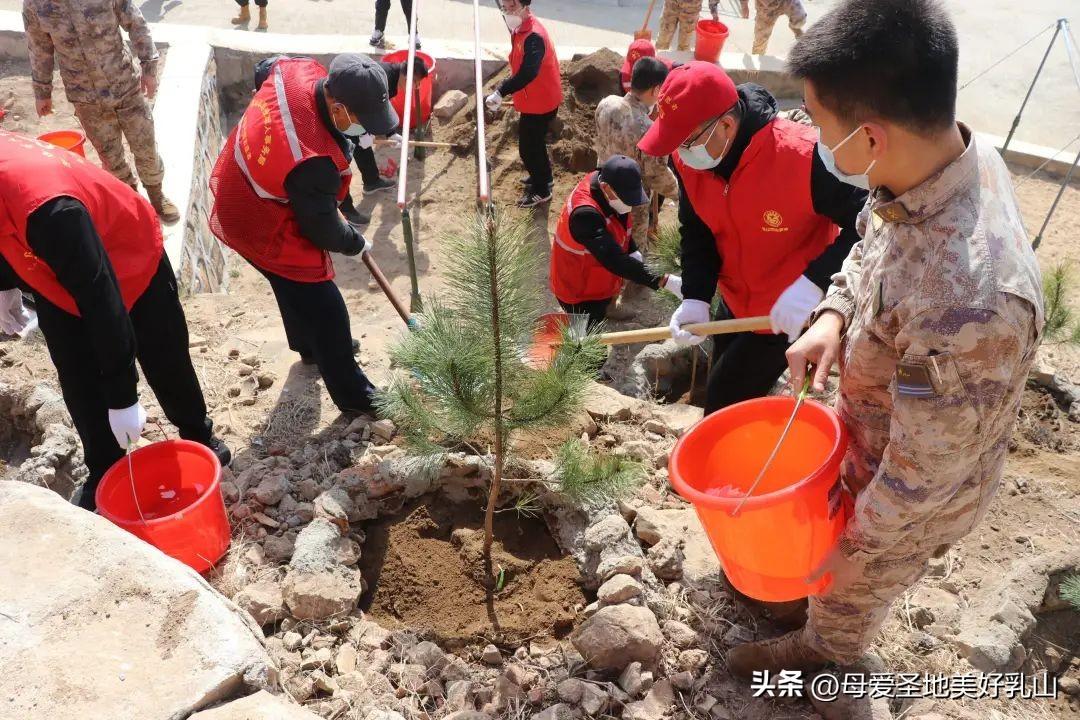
[741,0,807,55]
[595,56,679,251]
[657,0,702,52]
[23,0,179,223]
[727,0,1044,676]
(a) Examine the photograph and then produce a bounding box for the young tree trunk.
[482,212,503,582]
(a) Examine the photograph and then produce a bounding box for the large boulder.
[190,690,322,719]
[571,604,663,671]
[0,481,276,720]
[283,518,365,621]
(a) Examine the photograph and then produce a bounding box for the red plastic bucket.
[38,130,87,157]
[528,312,570,368]
[96,440,230,573]
[383,50,437,129]
[694,20,729,62]
[669,397,849,601]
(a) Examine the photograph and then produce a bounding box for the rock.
[670,671,695,691]
[350,619,391,650]
[596,555,645,582]
[1060,677,1080,696]
[597,573,644,605]
[389,663,428,693]
[445,680,474,711]
[371,418,396,442]
[445,712,490,720]
[619,662,646,698]
[336,643,358,674]
[253,474,289,505]
[557,678,585,704]
[583,382,641,422]
[189,690,323,719]
[584,515,634,551]
[622,679,674,720]
[531,704,578,720]
[262,533,295,563]
[571,604,664,671]
[579,683,609,715]
[482,643,503,665]
[282,631,303,651]
[647,538,685,580]
[620,440,655,462]
[648,404,703,438]
[632,508,719,583]
[256,372,276,390]
[441,654,472,682]
[678,649,708,671]
[406,640,449,671]
[366,711,407,720]
[0,482,276,719]
[908,585,961,630]
[235,578,287,626]
[642,419,667,436]
[662,620,698,649]
[315,486,359,525]
[433,89,469,121]
[282,568,365,621]
[300,646,334,671]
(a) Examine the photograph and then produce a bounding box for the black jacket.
[674,83,868,304]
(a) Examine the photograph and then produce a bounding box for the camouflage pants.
[73,91,164,188]
[802,467,999,663]
[657,0,701,52]
[752,0,807,55]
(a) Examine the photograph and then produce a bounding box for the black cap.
[326,54,399,135]
[597,155,648,206]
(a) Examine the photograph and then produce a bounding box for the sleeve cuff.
[102,368,140,410]
[814,293,856,329]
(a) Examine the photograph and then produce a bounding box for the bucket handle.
[126,439,148,525]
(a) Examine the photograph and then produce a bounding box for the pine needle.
[1061,573,1080,612]
[553,439,645,506]
[1042,262,1080,344]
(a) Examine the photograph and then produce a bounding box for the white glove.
[485,91,503,112]
[387,133,403,149]
[661,274,683,300]
[769,275,825,343]
[108,402,147,449]
[629,251,643,263]
[0,289,30,336]
[357,133,375,150]
[359,234,374,256]
[668,299,710,346]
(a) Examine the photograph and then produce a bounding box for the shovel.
[529,314,771,366]
[635,0,658,39]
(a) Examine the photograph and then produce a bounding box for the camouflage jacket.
[817,125,1044,564]
[595,93,679,199]
[23,0,158,104]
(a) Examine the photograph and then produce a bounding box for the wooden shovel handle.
[408,140,458,149]
[598,315,772,346]
[640,0,658,33]
[362,252,412,327]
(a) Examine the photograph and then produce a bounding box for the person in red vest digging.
[637,62,866,415]
[0,130,229,512]
[484,0,564,208]
[550,155,682,328]
[209,54,397,416]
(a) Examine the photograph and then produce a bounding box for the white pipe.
[474,0,490,204]
[396,0,422,209]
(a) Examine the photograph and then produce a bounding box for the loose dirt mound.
[358,497,585,650]
[442,47,624,176]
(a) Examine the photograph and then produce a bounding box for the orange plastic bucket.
[96,440,230,573]
[694,19,729,62]
[38,130,87,157]
[669,397,849,601]
[528,312,570,368]
[383,50,437,129]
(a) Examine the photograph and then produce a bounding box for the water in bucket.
[669,397,848,601]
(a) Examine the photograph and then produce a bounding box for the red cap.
[621,39,657,80]
[637,61,738,157]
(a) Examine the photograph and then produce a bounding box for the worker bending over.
[0,130,228,511]
[550,155,682,328]
[485,0,563,208]
[210,54,396,416]
[725,0,1044,677]
[596,56,679,251]
[638,62,866,415]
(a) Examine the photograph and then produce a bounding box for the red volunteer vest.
[209,57,352,282]
[550,173,632,304]
[672,118,838,321]
[0,130,163,316]
[510,16,563,115]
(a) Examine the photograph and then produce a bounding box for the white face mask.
[503,11,523,31]
[817,125,876,190]
[608,195,632,215]
[677,119,729,171]
[334,104,365,137]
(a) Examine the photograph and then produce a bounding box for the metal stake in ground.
[1003,18,1065,154]
[1033,145,1080,250]
[400,208,422,313]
